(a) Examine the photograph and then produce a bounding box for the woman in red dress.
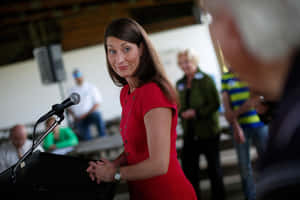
[86,18,197,200]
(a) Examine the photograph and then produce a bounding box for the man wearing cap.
[68,69,106,141]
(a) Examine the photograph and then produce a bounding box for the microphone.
[37,93,80,122]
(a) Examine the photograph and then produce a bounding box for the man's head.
[9,124,27,149]
[72,69,84,85]
[205,0,300,100]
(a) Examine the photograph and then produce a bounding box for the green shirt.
[176,70,221,139]
[43,127,79,151]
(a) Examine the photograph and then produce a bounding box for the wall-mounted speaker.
[33,44,66,84]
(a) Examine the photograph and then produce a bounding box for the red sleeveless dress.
[119,82,197,200]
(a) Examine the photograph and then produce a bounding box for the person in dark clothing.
[205,0,300,199]
[176,48,226,200]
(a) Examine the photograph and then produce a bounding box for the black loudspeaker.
[33,44,66,84]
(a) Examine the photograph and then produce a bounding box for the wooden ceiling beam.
[0,0,193,15]
[144,16,196,33]
[61,16,196,51]
[0,0,194,27]
[0,0,197,66]
[0,0,107,14]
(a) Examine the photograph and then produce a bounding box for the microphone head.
[70,93,80,105]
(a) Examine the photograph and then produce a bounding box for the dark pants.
[181,135,226,200]
[76,111,106,141]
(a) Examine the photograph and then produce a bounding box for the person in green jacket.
[176,48,225,200]
[43,117,79,152]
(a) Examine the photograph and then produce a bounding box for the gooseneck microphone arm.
[11,93,80,183]
[32,92,80,150]
[37,92,80,123]
[32,115,65,153]
[11,115,64,183]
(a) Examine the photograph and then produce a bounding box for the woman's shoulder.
[139,82,162,95]
[120,84,129,92]
[140,81,159,89]
[139,82,176,106]
[137,82,177,115]
[195,71,209,79]
[61,127,74,133]
[176,76,185,85]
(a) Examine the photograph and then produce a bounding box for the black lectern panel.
[0,151,116,200]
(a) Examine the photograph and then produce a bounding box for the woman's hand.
[86,158,117,184]
[181,109,196,119]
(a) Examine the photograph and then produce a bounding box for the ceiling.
[0,0,200,67]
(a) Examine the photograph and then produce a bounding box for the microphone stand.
[11,113,65,183]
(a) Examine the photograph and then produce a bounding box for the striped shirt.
[221,71,263,128]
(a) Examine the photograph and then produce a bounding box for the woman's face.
[106,36,143,79]
[177,54,197,76]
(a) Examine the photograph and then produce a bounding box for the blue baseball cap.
[72,69,82,79]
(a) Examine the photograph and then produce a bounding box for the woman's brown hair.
[104,18,179,105]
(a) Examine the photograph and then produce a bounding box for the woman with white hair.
[176,48,225,200]
[205,0,300,199]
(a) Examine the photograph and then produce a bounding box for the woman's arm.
[87,107,172,183]
[54,128,78,149]
[112,151,128,167]
[120,107,171,180]
[42,134,54,151]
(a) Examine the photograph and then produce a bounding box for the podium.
[0,151,116,200]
